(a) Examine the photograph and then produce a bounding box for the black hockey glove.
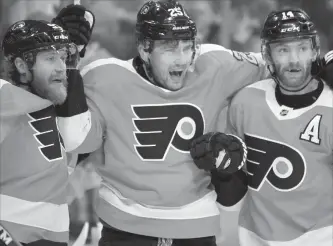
[318,50,333,89]
[0,224,23,246]
[55,69,88,117]
[52,4,95,57]
[190,132,247,175]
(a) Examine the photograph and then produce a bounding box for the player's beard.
[46,81,68,105]
[275,60,313,92]
[32,78,68,105]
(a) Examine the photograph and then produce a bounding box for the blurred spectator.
[1,0,332,61]
[182,1,221,44]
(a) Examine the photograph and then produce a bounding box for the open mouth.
[287,68,301,73]
[169,70,184,77]
[52,79,65,83]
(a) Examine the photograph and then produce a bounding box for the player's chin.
[281,77,306,90]
[167,78,186,91]
[47,89,67,105]
[168,81,185,91]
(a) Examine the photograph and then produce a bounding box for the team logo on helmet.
[47,23,64,31]
[11,21,25,31]
[140,5,149,15]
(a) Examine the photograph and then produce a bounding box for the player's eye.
[183,45,192,52]
[278,48,288,53]
[164,47,176,52]
[299,46,309,52]
[46,55,56,61]
[162,40,179,50]
[60,53,68,62]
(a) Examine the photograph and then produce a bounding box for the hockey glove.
[55,69,88,117]
[52,4,95,57]
[0,224,23,246]
[190,132,247,175]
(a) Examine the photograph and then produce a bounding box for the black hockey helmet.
[261,9,318,48]
[261,9,321,90]
[2,20,78,67]
[136,0,197,41]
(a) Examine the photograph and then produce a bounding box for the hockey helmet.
[261,9,321,88]
[136,0,197,41]
[261,9,318,49]
[2,20,78,68]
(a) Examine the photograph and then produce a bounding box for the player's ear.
[14,57,32,84]
[261,43,271,64]
[14,57,29,75]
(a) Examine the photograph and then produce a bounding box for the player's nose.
[173,47,189,61]
[54,58,66,72]
[289,49,300,63]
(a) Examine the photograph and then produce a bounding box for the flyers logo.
[132,103,205,161]
[28,106,64,162]
[245,134,306,192]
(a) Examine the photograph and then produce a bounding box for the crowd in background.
[1,0,332,65]
[0,0,332,245]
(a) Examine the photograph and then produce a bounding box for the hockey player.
[0,5,93,246]
[190,9,333,246]
[55,0,264,245]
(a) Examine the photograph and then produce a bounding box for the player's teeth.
[170,71,182,76]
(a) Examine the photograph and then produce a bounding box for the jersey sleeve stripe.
[0,194,69,232]
[99,183,219,219]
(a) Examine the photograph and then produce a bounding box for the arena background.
[0,0,332,245]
